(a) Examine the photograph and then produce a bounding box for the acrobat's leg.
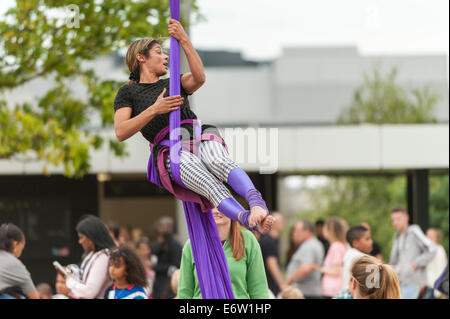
[199,141,275,233]
[165,150,257,229]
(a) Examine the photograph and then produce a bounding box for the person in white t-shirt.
[342,226,374,291]
[424,228,448,299]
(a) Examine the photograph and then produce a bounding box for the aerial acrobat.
[113,0,274,299]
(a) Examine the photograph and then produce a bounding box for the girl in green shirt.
[177,208,269,299]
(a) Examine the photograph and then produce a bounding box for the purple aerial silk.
[168,0,235,299]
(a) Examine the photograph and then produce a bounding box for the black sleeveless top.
[114,76,198,144]
[113,76,221,177]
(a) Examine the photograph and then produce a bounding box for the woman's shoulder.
[241,229,259,245]
[0,251,31,282]
[329,241,345,248]
[329,241,347,253]
[182,239,192,254]
[115,83,134,99]
[91,249,110,262]
[118,82,141,92]
[0,250,26,269]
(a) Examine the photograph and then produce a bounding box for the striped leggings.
[165,141,238,207]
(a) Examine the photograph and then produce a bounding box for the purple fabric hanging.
[169,0,184,188]
[168,0,235,299]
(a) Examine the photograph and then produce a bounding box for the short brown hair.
[391,206,408,215]
[125,38,163,83]
[300,220,314,233]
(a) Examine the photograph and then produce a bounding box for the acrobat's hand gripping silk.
[168,0,235,299]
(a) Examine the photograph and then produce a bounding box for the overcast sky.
[191,0,449,61]
[1,0,449,62]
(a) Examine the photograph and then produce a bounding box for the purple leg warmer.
[227,167,255,198]
[217,197,252,228]
[245,189,269,215]
[227,168,269,215]
[217,197,245,222]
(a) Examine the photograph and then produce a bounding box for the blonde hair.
[281,286,305,299]
[350,255,401,299]
[325,217,348,244]
[125,38,162,83]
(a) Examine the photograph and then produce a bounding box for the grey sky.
[191,0,449,61]
[1,0,448,61]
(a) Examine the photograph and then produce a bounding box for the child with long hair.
[136,237,155,297]
[313,217,348,297]
[349,255,401,299]
[104,245,148,299]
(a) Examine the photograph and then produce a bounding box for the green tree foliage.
[337,68,438,124]
[0,0,198,177]
[302,67,448,257]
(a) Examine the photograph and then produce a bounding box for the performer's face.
[212,208,231,227]
[139,44,169,77]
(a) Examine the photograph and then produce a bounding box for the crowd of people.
[0,205,448,299]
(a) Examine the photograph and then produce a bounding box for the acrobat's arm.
[168,19,206,94]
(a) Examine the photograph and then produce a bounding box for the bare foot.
[249,206,267,228]
[249,206,276,234]
[256,215,275,234]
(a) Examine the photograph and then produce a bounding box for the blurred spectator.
[285,225,300,268]
[36,282,53,299]
[65,215,116,299]
[434,265,449,297]
[152,216,182,299]
[136,236,156,297]
[285,220,324,298]
[342,226,373,290]
[106,221,120,246]
[259,212,286,296]
[118,226,131,245]
[104,245,148,299]
[360,222,383,261]
[177,208,269,299]
[53,272,70,299]
[0,223,39,299]
[171,269,180,299]
[315,220,330,255]
[349,255,401,299]
[131,227,144,246]
[423,228,448,299]
[314,217,348,298]
[389,206,436,299]
[280,286,305,299]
